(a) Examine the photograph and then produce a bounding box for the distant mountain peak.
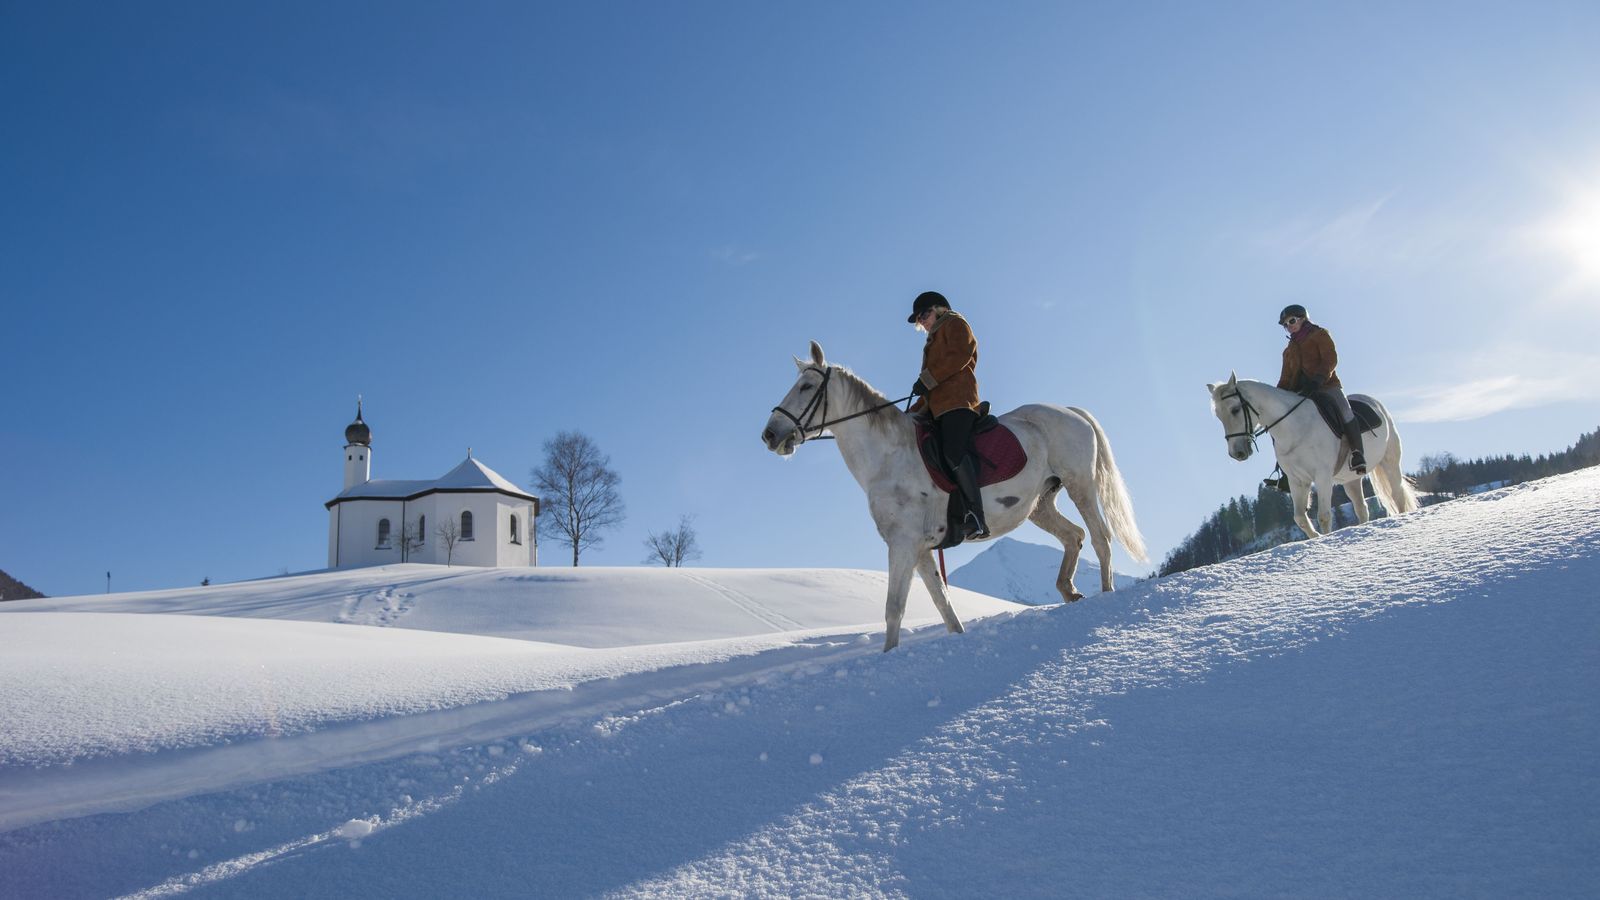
[948,538,1136,605]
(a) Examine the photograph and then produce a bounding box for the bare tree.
[532,430,625,566]
[395,519,425,562]
[643,515,702,567]
[435,517,461,566]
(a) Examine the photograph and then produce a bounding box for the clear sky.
[5,2,1598,596]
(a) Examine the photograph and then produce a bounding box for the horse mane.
[828,364,908,437]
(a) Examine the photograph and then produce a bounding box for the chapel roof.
[326,456,538,509]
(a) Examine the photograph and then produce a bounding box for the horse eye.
[1230,406,1241,416]
[798,384,814,393]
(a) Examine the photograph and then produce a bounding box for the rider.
[908,290,990,539]
[1277,303,1366,474]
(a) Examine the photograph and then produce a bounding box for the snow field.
[0,469,1594,897]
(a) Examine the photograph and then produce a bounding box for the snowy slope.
[0,569,1019,832]
[948,535,1140,603]
[1,565,1020,648]
[1,470,1597,898]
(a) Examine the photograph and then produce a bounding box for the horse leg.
[1346,477,1372,524]
[1065,480,1116,593]
[915,552,965,633]
[1290,477,1320,539]
[1316,477,1335,534]
[1028,492,1087,601]
[882,544,919,652]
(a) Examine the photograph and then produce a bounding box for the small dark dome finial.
[345,396,371,446]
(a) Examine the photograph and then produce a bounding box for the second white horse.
[1207,373,1418,538]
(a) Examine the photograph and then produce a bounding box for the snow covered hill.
[1,564,1020,648]
[1,470,1596,898]
[948,535,1140,603]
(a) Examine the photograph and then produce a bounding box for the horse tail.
[1369,415,1420,515]
[1068,406,1149,564]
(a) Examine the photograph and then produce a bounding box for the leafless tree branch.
[532,431,625,566]
[643,514,702,567]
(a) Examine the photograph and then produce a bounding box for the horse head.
[1206,372,1256,461]
[762,340,830,457]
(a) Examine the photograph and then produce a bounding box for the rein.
[1222,386,1309,449]
[771,366,912,444]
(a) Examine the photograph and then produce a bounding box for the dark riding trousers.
[936,407,978,471]
[1316,386,1356,424]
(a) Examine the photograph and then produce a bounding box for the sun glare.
[1537,185,1600,290]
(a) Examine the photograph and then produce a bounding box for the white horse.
[1206,374,1419,538]
[763,341,1149,651]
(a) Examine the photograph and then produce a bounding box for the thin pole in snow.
[105,571,110,594]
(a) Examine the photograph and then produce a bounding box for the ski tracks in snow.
[678,570,807,632]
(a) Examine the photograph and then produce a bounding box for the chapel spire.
[343,397,372,489]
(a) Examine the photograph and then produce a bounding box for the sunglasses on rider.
[1280,316,1301,327]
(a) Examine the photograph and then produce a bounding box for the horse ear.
[1227,371,1238,386]
[809,341,825,366]
[1205,382,1217,394]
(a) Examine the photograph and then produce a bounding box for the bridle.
[770,366,912,446]
[1220,385,1309,450]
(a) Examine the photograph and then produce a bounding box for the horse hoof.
[1065,592,1085,602]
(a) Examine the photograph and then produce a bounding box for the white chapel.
[326,403,540,569]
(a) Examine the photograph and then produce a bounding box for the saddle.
[913,402,1029,550]
[1308,392,1383,477]
[1310,393,1382,438]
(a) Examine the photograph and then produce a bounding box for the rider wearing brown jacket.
[909,291,989,538]
[1277,304,1365,474]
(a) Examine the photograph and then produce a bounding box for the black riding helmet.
[908,290,948,323]
[1278,303,1308,325]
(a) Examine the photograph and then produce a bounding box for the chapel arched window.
[377,518,391,547]
[461,510,474,541]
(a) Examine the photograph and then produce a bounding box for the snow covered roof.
[326,456,537,509]
[434,457,528,495]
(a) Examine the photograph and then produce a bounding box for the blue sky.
[5,2,1598,595]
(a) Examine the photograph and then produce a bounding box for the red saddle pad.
[914,420,1029,493]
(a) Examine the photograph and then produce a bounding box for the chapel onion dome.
[345,404,371,446]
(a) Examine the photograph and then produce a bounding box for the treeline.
[1158,423,1599,578]
[1157,484,1352,577]
[1412,425,1599,496]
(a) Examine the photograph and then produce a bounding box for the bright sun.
[1538,186,1600,289]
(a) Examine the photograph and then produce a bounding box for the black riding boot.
[953,455,991,539]
[1344,419,1368,474]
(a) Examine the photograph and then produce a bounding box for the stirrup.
[962,511,990,539]
[1263,465,1289,493]
[1349,452,1368,474]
